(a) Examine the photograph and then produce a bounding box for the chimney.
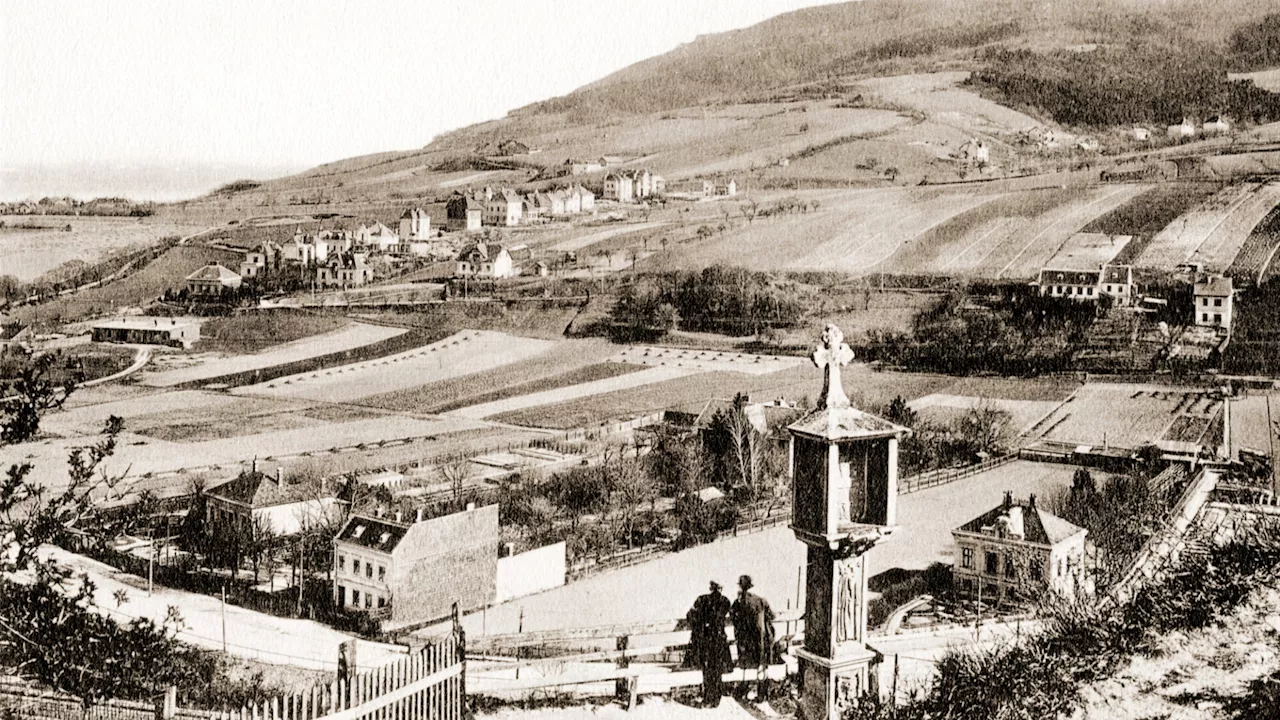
[416,508,424,523]
[252,458,258,474]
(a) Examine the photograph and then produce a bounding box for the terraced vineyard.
[1084,182,1221,265]
[1188,181,1280,273]
[1228,201,1280,285]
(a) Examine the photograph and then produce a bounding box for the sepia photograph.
[4,1,1280,718]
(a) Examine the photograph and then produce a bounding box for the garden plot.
[233,330,555,404]
[1134,183,1262,271]
[1034,383,1219,449]
[1188,181,1280,273]
[449,366,695,420]
[140,322,406,387]
[907,394,1063,435]
[612,346,805,375]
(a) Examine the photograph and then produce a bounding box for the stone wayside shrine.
[788,325,910,720]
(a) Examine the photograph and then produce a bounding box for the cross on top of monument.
[812,323,854,410]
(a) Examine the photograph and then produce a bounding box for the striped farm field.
[1133,182,1263,271]
[977,185,1149,279]
[875,187,1092,275]
[1188,181,1280,273]
[1083,182,1221,264]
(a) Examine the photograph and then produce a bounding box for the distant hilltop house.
[1130,126,1152,142]
[959,138,990,165]
[456,242,517,279]
[446,192,485,232]
[398,208,430,241]
[604,169,664,202]
[952,491,1088,602]
[316,251,372,288]
[1167,118,1197,141]
[714,179,737,197]
[206,466,339,540]
[667,178,716,198]
[91,316,200,349]
[185,263,242,296]
[1202,115,1231,137]
[333,504,499,624]
[1193,274,1233,330]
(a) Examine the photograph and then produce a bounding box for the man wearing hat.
[731,574,775,699]
[686,580,732,707]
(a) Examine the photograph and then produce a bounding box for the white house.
[1202,116,1231,137]
[1131,127,1151,142]
[317,252,372,288]
[1167,118,1197,142]
[604,173,634,203]
[185,263,243,296]
[446,193,485,232]
[1193,275,1233,330]
[1037,268,1100,301]
[456,242,516,279]
[281,233,316,265]
[960,138,990,165]
[356,222,399,251]
[714,179,738,197]
[399,208,430,241]
[205,468,340,540]
[952,492,1088,602]
[240,241,281,279]
[1100,264,1135,306]
[484,190,524,227]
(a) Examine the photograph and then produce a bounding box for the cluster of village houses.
[1035,248,1235,333]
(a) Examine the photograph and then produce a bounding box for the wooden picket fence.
[215,632,464,720]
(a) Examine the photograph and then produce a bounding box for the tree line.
[609,265,810,340]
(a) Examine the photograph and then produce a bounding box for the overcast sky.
[1,0,845,171]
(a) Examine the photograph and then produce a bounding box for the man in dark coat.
[731,574,776,698]
[686,580,732,707]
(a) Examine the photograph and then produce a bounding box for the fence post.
[152,685,176,719]
[614,635,630,704]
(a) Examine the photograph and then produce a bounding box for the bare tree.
[436,455,474,510]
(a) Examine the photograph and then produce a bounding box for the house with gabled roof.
[952,491,1088,602]
[1100,264,1135,306]
[446,192,484,232]
[355,221,399,251]
[333,504,499,623]
[1037,267,1101,301]
[205,467,339,541]
[185,263,242,296]
[1193,274,1234,329]
[483,189,524,227]
[456,242,516,279]
[317,251,372,288]
[604,173,634,203]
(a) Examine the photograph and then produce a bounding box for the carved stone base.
[795,646,881,720]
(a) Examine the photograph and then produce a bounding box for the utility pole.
[148,529,155,597]
[1268,395,1278,500]
[221,584,228,653]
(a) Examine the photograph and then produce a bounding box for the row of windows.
[1199,297,1225,307]
[337,554,386,582]
[1200,313,1224,323]
[338,586,387,611]
[960,547,1046,580]
[1048,285,1094,297]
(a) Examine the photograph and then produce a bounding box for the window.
[1066,287,1073,296]
[338,555,346,572]
[1032,559,1045,580]
[1106,285,1112,293]
[985,551,999,575]
[961,547,974,569]
[1214,314,1222,323]
[378,566,386,582]
[352,559,360,575]
[364,594,372,610]
[1087,288,1094,296]
[1202,313,1209,322]
[352,590,360,606]
[1214,298,1223,307]
[1005,554,1016,579]
[366,563,373,579]
[378,596,386,608]
[337,585,346,606]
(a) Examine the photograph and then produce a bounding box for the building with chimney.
[333,504,499,623]
[951,491,1088,602]
[398,208,430,241]
[1193,274,1234,330]
[204,467,339,540]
